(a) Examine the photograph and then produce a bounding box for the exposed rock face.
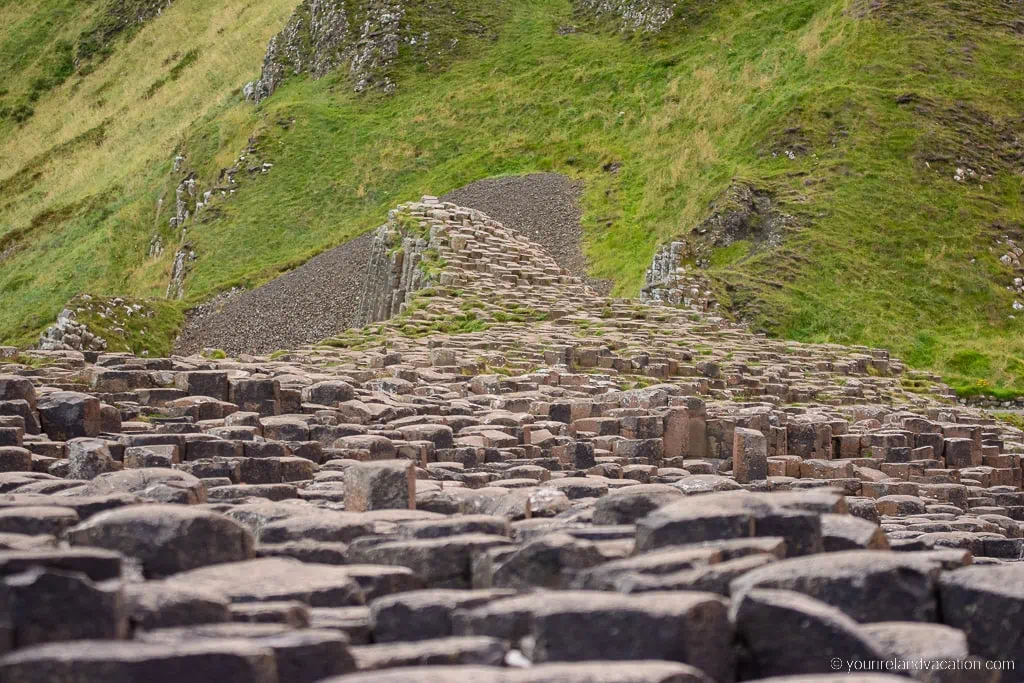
[3,199,1024,681]
[642,182,792,313]
[574,0,679,32]
[641,241,716,312]
[166,245,195,300]
[249,0,396,101]
[250,0,403,101]
[248,0,503,102]
[157,143,271,300]
[39,308,107,353]
[358,208,441,325]
[38,295,164,354]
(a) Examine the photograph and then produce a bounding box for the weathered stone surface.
[67,504,255,577]
[352,636,507,671]
[592,484,683,524]
[370,589,515,642]
[1,566,128,646]
[37,391,101,441]
[731,551,943,622]
[860,622,974,683]
[491,532,605,589]
[0,448,32,472]
[938,563,1024,668]
[78,468,206,504]
[0,640,278,683]
[733,428,767,484]
[66,438,120,480]
[166,557,365,606]
[732,589,885,678]
[345,459,416,512]
[124,580,232,629]
[456,591,732,681]
[636,491,822,556]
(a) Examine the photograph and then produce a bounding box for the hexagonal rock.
[1,565,128,647]
[635,491,822,557]
[0,640,278,683]
[0,505,79,536]
[938,563,1024,668]
[81,468,207,505]
[66,438,121,480]
[860,622,972,677]
[491,532,606,589]
[0,376,36,408]
[136,624,356,683]
[453,590,732,681]
[351,635,508,671]
[334,435,396,460]
[542,477,609,500]
[173,371,230,400]
[592,484,683,525]
[731,550,944,623]
[123,581,232,630]
[733,427,768,484]
[350,534,512,588]
[67,504,255,577]
[731,589,886,678]
[257,511,376,545]
[398,425,454,450]
[166,557,365,607]
[123,445,179,469]
[301,380,356,406]
[37,391,101,441]
[0,446,32,472]
[369,589,515,643]
[344,459,416,512]
[820,514,890,552]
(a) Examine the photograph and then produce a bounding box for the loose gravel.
[173,232,375,356]
[174,173,607,355]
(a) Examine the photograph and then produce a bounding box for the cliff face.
[357,209,439,325]
[247,0,403,101]
[246,0,504,101]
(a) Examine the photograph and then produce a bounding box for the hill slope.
[1,0,1022,397]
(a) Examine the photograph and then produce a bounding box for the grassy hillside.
[0,0,296,341]
[1,0,1022,398]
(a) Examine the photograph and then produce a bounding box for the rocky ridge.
[246,0,503,102]
[1,199,1024,681]
[173,173,604,356]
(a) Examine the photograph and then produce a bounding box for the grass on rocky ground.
[0,0,296,342]
[1,0,1022,398]
[65,294,184,357]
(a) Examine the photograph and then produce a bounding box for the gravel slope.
[173,233,375,356]
[174,173,605,355]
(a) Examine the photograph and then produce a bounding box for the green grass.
[69,294,185,357]
[1,0,1022,400]
[709,240,753,268]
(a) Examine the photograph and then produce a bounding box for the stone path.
[1,199,1022,682]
